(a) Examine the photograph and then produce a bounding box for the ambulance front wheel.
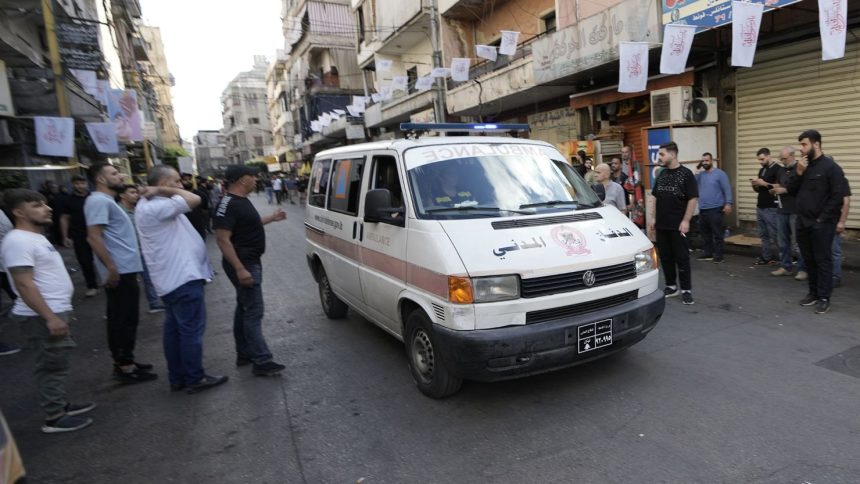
[405,309,462,398]
[318,267,348,319]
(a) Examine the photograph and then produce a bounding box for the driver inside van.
[428,164,474,207]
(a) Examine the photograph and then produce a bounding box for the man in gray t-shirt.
[85,163,156,384]
[594,163,628,214]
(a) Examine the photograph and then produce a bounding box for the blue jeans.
[161,280,207,387]
[756,207,779,261]
[776,213,805,271]
[264,187,274,204]
[832,235,842,282]
[141,256,164,310]
[222,261,273,365]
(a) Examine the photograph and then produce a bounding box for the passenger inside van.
[426,164,474,207]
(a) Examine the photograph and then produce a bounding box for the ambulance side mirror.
[364,189,405,227]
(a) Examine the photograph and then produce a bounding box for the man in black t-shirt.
[58,175,98,296]
[214,165,287,376]
[649,141,699,305]
[180,173,210,240]
[750,148,781,265]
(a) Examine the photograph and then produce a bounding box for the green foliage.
[164,146,190,158]
[0,171,28,190]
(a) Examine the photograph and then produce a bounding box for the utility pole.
[42,0,70,117]
[428,0,446,123]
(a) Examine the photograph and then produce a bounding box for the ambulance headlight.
[471,275,520,303]
[635,247,659,274]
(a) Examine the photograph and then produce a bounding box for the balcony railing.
[446,31,549,89]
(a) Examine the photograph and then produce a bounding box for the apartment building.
[220,56,274,164]
[194,130,228,176]
[139,24,181,148]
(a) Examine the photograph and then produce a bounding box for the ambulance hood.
[439,208,651,277]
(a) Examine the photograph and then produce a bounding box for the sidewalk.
[723,231,858,271]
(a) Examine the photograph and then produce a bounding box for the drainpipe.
[429,0,446,122]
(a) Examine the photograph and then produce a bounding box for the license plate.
[573,319,613,354]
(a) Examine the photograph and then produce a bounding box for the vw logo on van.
[582,270,596,287]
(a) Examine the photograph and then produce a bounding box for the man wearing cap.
[214,165,287,376]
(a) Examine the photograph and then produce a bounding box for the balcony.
[131,36,149,61]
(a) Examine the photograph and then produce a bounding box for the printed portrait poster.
[107,89,143,141]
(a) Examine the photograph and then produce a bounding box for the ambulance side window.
[370,155,402,208]
[328,157,366,215]
[308,159,332,208]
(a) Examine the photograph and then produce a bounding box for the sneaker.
[768,259,779,265]
[681,291,695,305]
[133,361,153,371]
[147,307,165,314]
[186,375,228,394]
[113,367,158,384]
[41,414,93,434]
[85,288,98,297]
[0,342,21,356]
[236,356,253,367]
[64,401,96,416]
[712,257,725,264]
[663,286,680,298]
[696,254,714,261]
[753,257,770,266]
[770,267,791,277]
[794,271,809,281]
[799,294,818,306]
[814,299,830,314]
[252,361,286,376]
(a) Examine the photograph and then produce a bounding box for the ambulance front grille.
[520,261,637,298]
[491,212,602,230]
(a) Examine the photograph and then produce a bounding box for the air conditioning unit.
[650,86,693,126]
[686,97,718,123]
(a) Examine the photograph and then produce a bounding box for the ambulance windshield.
[407,147,600,220]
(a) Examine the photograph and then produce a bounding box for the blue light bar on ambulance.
[399,123,530,133]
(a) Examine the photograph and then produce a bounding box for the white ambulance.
[304,124,664,398]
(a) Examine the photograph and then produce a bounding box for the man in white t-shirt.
[594,163,629,215]
[135,166,227,394]
[1,189,95,433]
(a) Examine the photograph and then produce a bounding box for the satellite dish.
[688,98,709,123]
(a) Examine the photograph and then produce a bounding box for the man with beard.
[768,147,807,280]
[750,148,781,265]
[58,175,99,297]
[180,173,210,240]
[85,163,156,383]
[694,152,733,263]
[785,130,846,314]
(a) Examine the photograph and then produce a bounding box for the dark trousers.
[72,234,98,289]
[656,229,692,291]
[274,189,283,204]
[698,208,725,258]
[222,261,273,365]
[105,273,140,366]
[161,280,206,387]
[797,223,836,300]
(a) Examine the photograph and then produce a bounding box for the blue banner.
[646,128,672,186]
[662,0,801,30]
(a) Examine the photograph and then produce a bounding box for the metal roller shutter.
[736,29,860,228]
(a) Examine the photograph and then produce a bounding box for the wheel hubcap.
[411,329,434,383]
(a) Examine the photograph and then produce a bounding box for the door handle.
[352,221,358,239]
[359,223,364,242]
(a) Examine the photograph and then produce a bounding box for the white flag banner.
[415,76,434,91]
[352,96,367,111]
[377,59,393,72]
[95,80,110,107]
[499,31,520,56]
[333,109,346,116]
[475,45,498,61]
[34,117,75,157]
[819,0,847,60]
[392,75,408,91]
[311,120,321,132]
[85,122,119,154]
[731,1,763,67]
[660,24,696,74]
[346,105,361,117]
[380,85,393,100]
[618,42,649,93]
[450,58,470,82]
[319,116,331,127]
[71,69,98,96]
[371,93,382,102]
[431,67,451,78]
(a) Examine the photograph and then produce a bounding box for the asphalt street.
[1,193,858,484]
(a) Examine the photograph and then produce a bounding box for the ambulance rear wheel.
[318,267,348,319]
[405,309,462,398]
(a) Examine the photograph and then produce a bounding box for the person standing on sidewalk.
[116,185,164,314]
[649,142,699,305]
[694,152,733,263]
[750,148,781,265]
[831,178,851,289]
[0,204,21,356]
[272,176,283,205]
[214,165,287,376]
[58,175,99,297]
[85,162,157,384]
[769,147,807,280]
[786,130,846,314]
[2,189,95,433]
[136,166,228,394]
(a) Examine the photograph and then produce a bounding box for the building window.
[541,11,556,34]
[254,136,264,147]
[407,66,417,94]
[249,117,260,124]
[357,6,365,44]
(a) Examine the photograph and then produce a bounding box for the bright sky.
[139,0,284,142]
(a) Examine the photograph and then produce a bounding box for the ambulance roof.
[314,136,555,160]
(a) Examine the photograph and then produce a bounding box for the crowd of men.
[650,129,851,313]
[261,174,308,206]
[0,164,287,434]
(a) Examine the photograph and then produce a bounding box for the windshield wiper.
[426,206,533,215]
[577,202,603,209]
[519,200,579,209]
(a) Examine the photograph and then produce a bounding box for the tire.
[404,309,462,398]
[318,267,348,319]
